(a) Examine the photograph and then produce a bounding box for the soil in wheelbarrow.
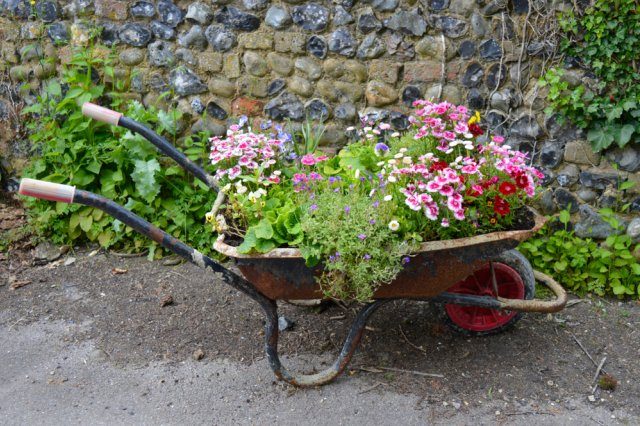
[1,206,639,417]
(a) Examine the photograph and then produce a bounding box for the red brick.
[231,97,264,117]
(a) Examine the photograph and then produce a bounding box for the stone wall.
[1,0,640,237]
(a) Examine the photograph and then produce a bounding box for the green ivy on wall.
[540,0,640,152]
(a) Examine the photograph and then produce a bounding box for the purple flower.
[329,176,337,184]
[364,254,371,260]
[238,115,248,127]
[358,234,366,240]
[369,219,376,225]
[402,256,410,265]
[309,204,318,211]
[375,143,389,152]
[344,206,351,214]
[372,201,380,208]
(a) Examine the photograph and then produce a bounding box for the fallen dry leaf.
[193,348,205,361]
[111,268,128,275]
[160,294,174,307]
[10,280,32,290]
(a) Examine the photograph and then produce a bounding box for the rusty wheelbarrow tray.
[18,103,567,387]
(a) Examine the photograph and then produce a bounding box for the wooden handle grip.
[81,102,122,126]
[19,178,76,203]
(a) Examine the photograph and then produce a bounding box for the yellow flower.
[468,110,481,125]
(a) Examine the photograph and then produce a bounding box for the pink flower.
[461,163,479,174]
[426,181,442,192]
[379,123,391,130]
[447,197,462,211]
[228,166,241,180]
[443,131,456,141]
[493,135,505,143]
[441,218,450,227]
[454,209,465,220]
[439,185,454,197]
[300,154,316,166]
[293,173,308,184]
[404,195,422,211]
[424,203,439,220]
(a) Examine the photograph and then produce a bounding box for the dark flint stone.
[328,28,356,57]
[157,0,184,28]
[479,38,501,60]
[206,101,228,120]
[100,21,120,46]
[131,0,155,17]
[307,35,327,59]
[384,9,427,36]
[148,40,175,67]
[333,6,353,26]
[148,73,168,91]
[629,197,640,213]
[357,8,382,34]
[539,141,564,169]
[511,0,528,14]
[356,33,385,59]
[467,88,485,110]
[554,188,579,214]
[485,63,506,89]
[191,98,205,115]
[267,79,286,96]
[402,86,421,107]
[461,62,484,88]
[429,0,449,11]
[458,40,475,59]
[119,23,152,47]
[130,73,145,92]
[305,99,330,122]
[215,6,260,32]
[291,3,330,32]
[150,21,175,40]
[334,103,356,121]
[579,171,620,190]
[47,22,69,44]
[169,67,207,96]
[205,24,236,51]
[264,92,305,121]
[36,1,58,22]
[433,15,467,38]
[390,111,410,130]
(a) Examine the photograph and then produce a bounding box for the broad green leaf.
[587,128,614,152]
[237,229,257,254]
[255,238,276,253]
[131,158,161,203]
[615,124,635,148]
[79,215,93,232]
[254,218,274,240]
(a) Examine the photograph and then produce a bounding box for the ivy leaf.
[131,158,161,203]
[587,128,614,152]
[615,124,635,148]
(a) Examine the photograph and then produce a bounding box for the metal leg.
[262,299,388,387]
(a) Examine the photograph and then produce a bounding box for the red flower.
[493,196,510,216]
[499,181,517,195]
[468,123,484,137]
[515,173,529,189]
[429,160,448,172]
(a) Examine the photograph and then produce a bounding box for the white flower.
[363,126,373,132]
[387,159,397,165]
[355,169,360,179]
[221,183,231,193]
[369,189,376,197]
[402,156,412,165]
[377,161,385,166]
[464,133,473,139]
[464,144,474,150]
[384,195,393,201]
[235,182,247,194]
[388,176,397,183]
[388,220,400,231]
[391,132,400,137]
[394,153,404,159]
[399,147,408,153]
[346,126,355,131]
[273,170,282,176]
[205,212,214,223]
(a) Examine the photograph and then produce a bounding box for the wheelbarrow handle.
[81,102,219,191]
[19,178,76,203]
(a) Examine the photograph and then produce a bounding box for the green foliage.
[540,0,640,151]
[21,42,218,257]
[519,209,640,298]
[299,188,415,301]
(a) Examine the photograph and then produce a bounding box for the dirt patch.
[1,234,638,419]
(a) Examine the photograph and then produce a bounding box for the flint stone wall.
[1,0,640,238]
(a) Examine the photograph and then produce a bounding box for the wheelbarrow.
[18,103,567,387]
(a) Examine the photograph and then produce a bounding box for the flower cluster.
[209,124,284,186]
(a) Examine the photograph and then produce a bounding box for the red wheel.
[444,251,534,335]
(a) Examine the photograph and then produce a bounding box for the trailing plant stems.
[118,117,219,191]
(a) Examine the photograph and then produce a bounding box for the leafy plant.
[540,0,640,151]
[519,209,640,298]
[21,40,218,257]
